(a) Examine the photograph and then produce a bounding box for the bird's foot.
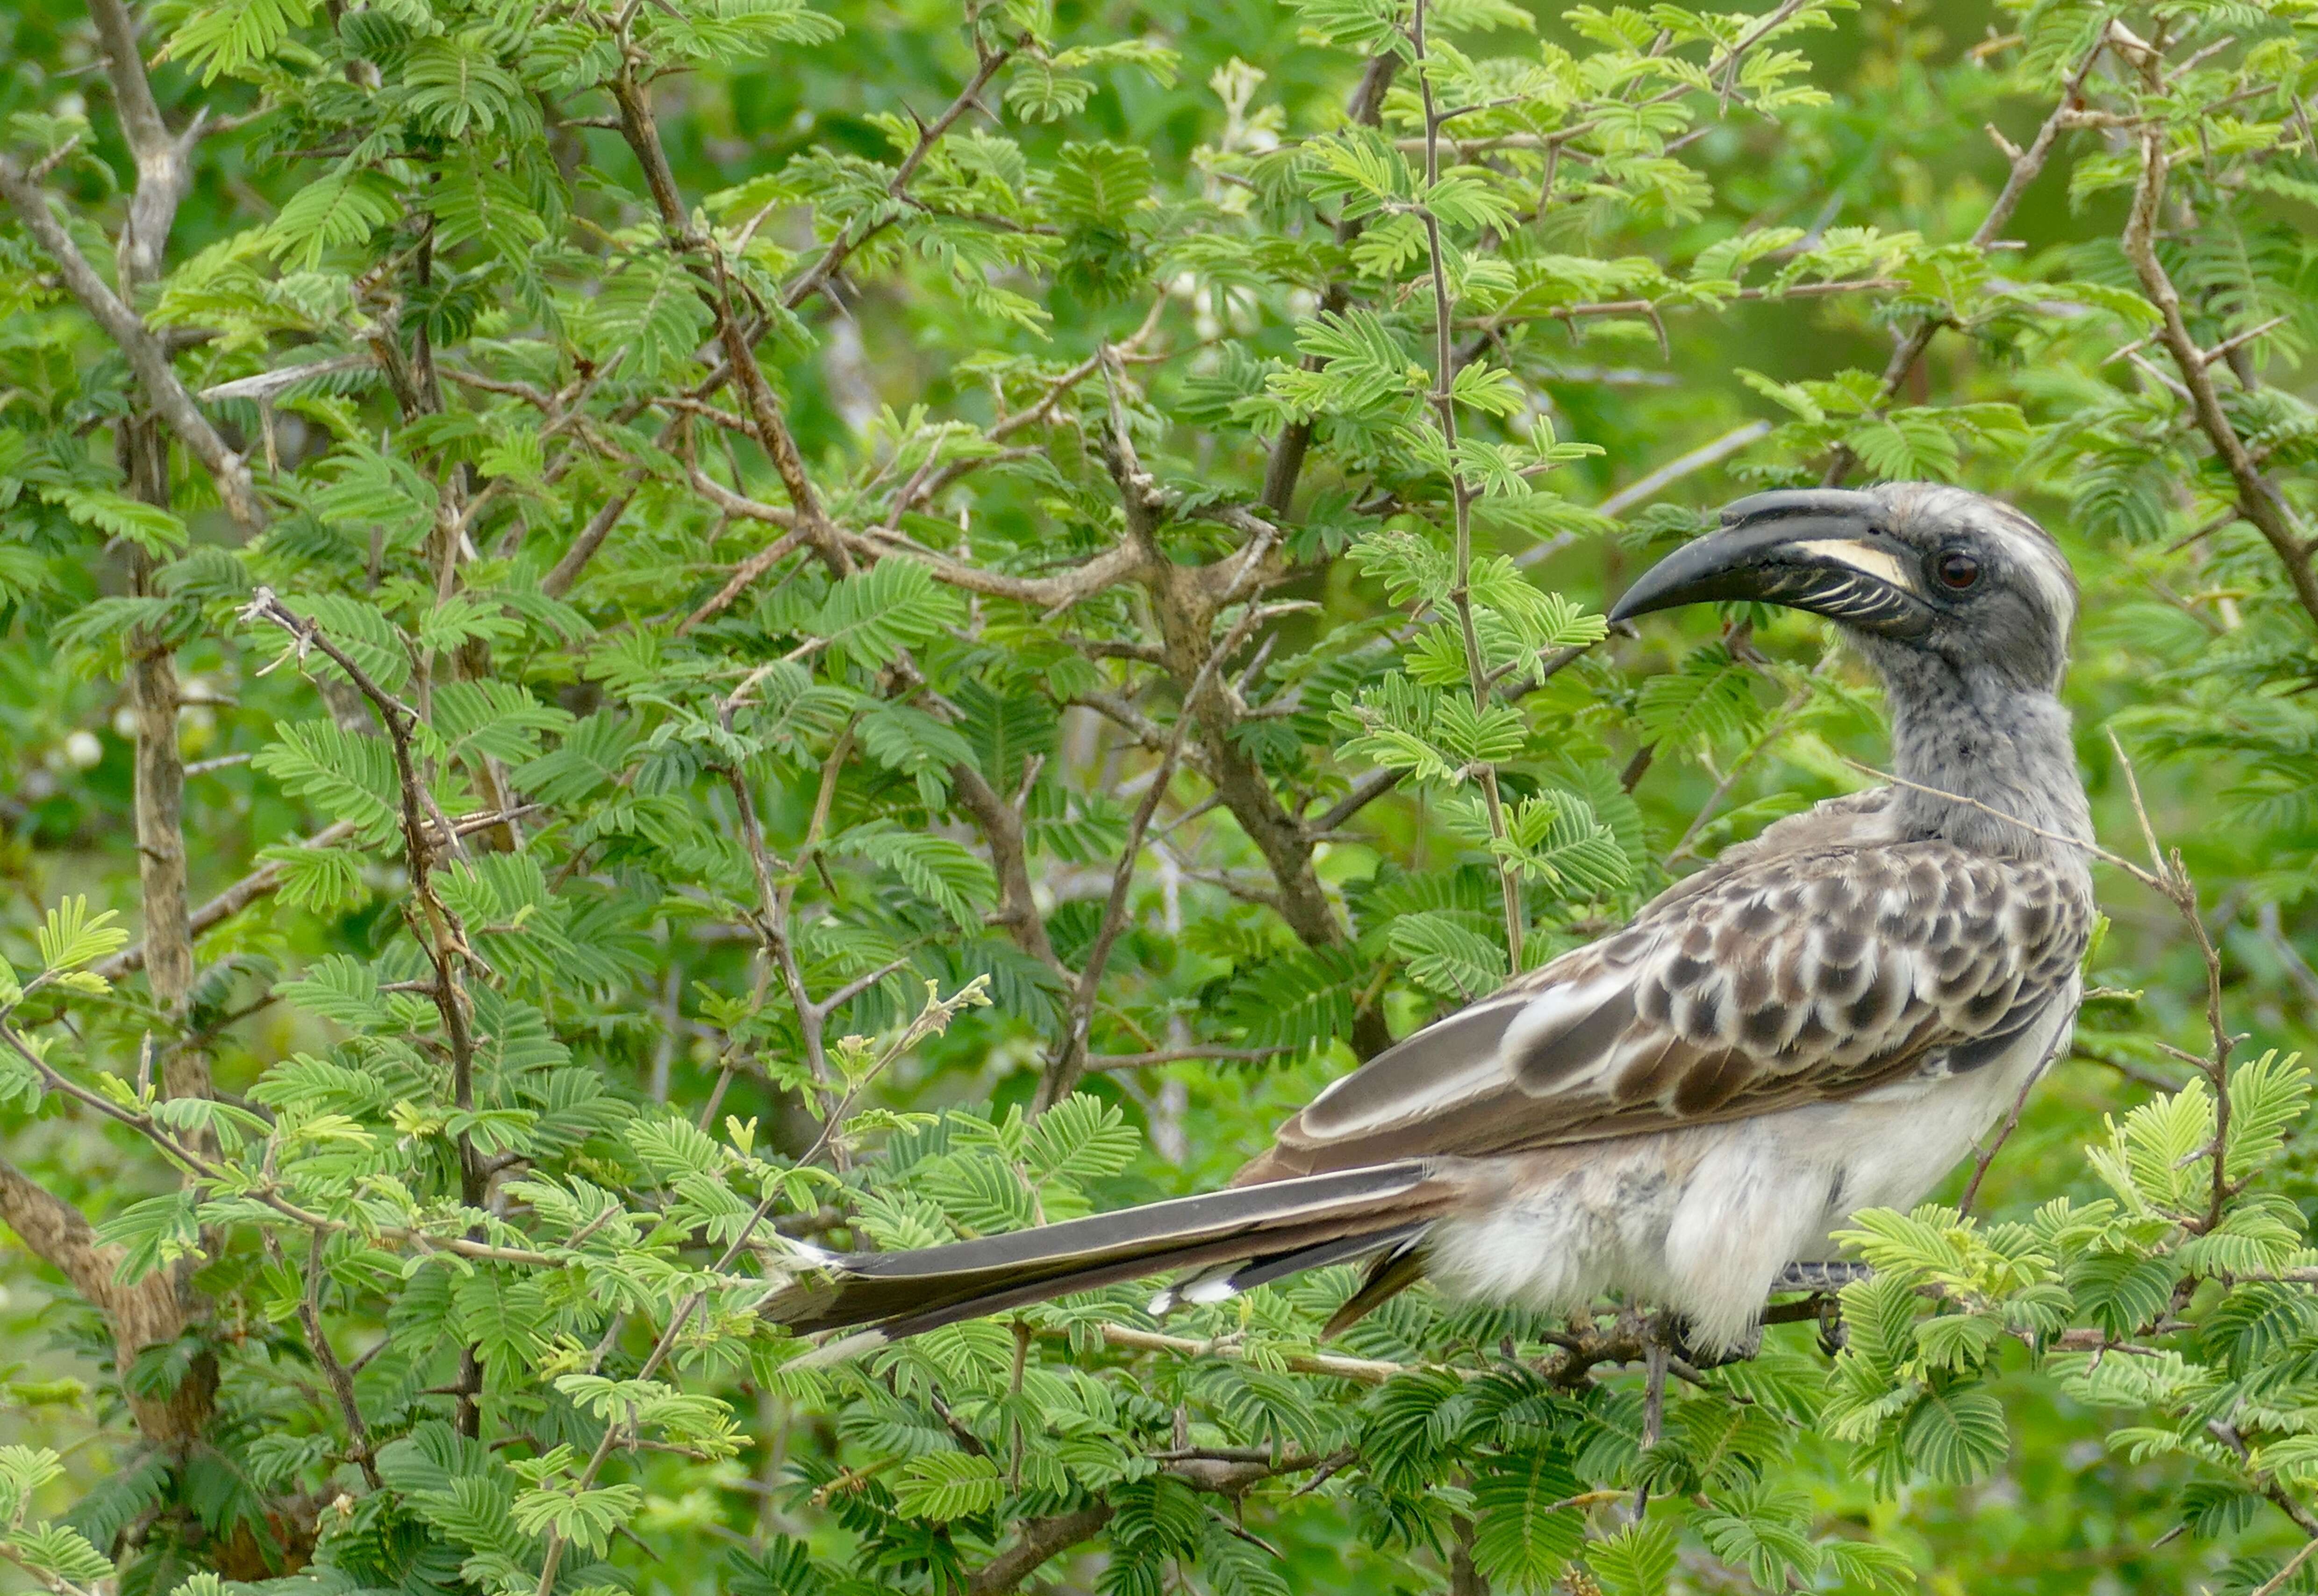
[1674,1324,1760,1369]
[1773,1260,1873,1293]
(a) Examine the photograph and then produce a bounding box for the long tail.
[760,1161,1459,1344]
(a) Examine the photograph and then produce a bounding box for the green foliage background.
[4,0,2318,1589]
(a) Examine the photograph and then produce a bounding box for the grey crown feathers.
[760,481,2095,1357]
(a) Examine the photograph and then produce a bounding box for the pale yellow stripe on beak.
[1789,538,1919,594]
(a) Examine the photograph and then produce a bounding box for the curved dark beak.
[1607,489,1933,640]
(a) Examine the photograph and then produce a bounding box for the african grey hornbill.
[762,482,2095,1353]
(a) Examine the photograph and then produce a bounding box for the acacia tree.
[7,0,2318,1589]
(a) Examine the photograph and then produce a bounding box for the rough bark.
[1144,556,1394,1057]
[0,1160,214,1448]
[966,1504,1115,1595]
[0,160,260,531]
[950,762,1063,971]
[5,0,223,1453]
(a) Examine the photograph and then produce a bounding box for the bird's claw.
[1773,1261,1873,1292]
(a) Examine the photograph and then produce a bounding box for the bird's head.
[1608,483,2077,691]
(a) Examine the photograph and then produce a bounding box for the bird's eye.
[1934,550,1981,592]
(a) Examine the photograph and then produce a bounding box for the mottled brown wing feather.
[1237,827,2089,1185]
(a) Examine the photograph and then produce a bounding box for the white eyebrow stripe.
[1789,538,1918,594]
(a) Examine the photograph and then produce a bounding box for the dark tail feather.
[1205,1223,1429,1300]
[1321,1237,1431,1338]
[761,1161,1457,1343]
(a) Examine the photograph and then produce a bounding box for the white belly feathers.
[1424,979,2077,1349]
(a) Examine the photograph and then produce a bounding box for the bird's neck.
[1879,655,2092,865]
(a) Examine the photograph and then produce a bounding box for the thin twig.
[297,1230,380,1487]
[783,44,1018,310]
[0,1019,554,1267]
[2116,23,2318,630]
[1840,756,2159,890]
[2249,1535,2318,1596]
[2103,729,2235,1230]
[1413,0,1523,970]
[1066,1322,1411,1386]
[238,588,493,1426]
[96,821,361,979]
[1516,421,1769,567]
[1084,1044,1294,1071]
[1957,1025,2067,1213]
[1313,639,1594,835]
[1664,655,1830,866]
[1259,52,1400,517]
[0,158,263,532]
[1823,39,2107,487]
[1039,511,1277,1107]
